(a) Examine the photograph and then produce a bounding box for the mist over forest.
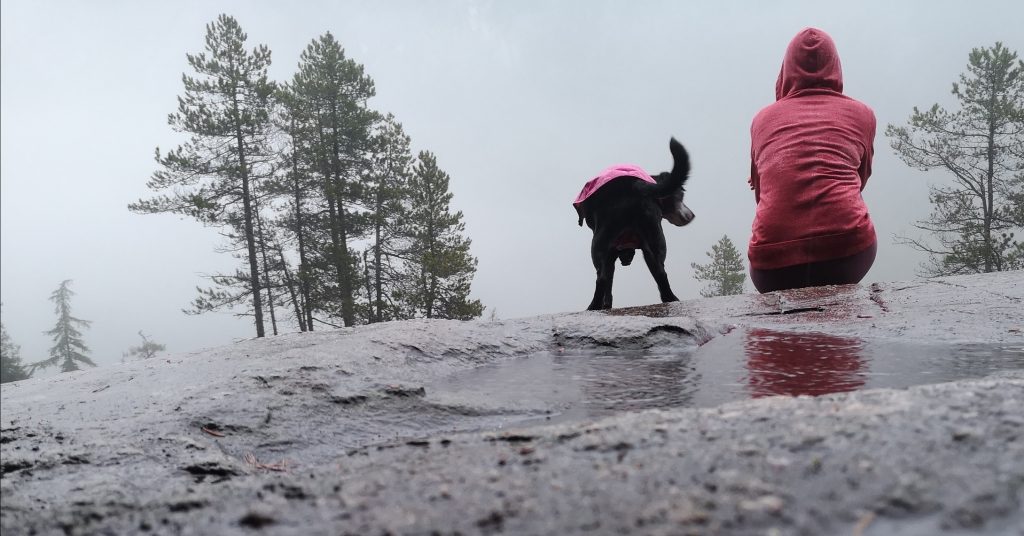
[2,2,1022,381]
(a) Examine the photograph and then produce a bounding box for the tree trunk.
[255,207,278,336]
[277,242,307,332]
[233,94,265,338]
[362,250,374,324]
[289,139,314,332]
[315,112,354,327]
[373,186,384,323]
[62,306,71,371]
[984,86,997,273]
[425,199,436,319]
[329,100,356,327]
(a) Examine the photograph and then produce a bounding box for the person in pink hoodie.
[747,28,877,293]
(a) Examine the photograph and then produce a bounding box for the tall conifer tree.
[286,32,377,327]
[401,151,483,320]
[129,14,275,337]
[273,89,321,331]
[363,114,414,322]
[33,280,96,373]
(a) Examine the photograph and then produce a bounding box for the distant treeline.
[131,15,483,338]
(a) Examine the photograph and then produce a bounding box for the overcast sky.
[2,0,1022,370]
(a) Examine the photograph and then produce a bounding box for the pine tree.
[123,331,167,361]
[273,84,343,331]
[285,32,378,327]
[272,90,320,331]
[887,42,1024,276]
[33,280,96,373]
[363,114,414,323]
[129,14,276,337]
[1,305,31,383]
[691,235,746,297]
[401,151,483,320]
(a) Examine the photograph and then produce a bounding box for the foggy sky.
[2,0,1022,371]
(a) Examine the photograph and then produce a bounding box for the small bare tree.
[123,331,167,361]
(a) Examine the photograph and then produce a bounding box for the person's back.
[748,28,877,292]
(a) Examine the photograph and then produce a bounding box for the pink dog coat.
[572,164,656,223]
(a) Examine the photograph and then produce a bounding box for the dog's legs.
[588,246,617,310]
[641,231,679,303]
[601,256,616,309]
[642,249,678,302]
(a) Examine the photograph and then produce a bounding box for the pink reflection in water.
[745,329,866,398]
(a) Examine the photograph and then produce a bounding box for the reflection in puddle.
[426,329,1024,430]
[693,329,1024,408]
[744,329,865,398]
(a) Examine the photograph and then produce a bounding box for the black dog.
[574,138,693,310]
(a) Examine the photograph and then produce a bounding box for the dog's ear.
[578,216,584,226]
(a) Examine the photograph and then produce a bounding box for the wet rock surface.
[1,271,1022,535]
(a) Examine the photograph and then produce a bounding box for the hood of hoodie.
[775,28,843,100]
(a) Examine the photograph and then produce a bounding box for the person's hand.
[747,176,755,190]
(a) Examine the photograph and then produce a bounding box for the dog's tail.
[635,137,690,198]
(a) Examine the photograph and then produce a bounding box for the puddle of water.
[427,350,699,427]
[426,329,1024,428]
[700,329,1024,405]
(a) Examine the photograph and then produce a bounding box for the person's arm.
[858,112,877,191]
[858,147,872,191]
[749,156,761,204]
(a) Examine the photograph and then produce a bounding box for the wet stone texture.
[1,271,1023,535]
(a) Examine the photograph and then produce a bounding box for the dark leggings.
[750,242,877,293]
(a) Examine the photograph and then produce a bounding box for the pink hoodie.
[748,28,877,270]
